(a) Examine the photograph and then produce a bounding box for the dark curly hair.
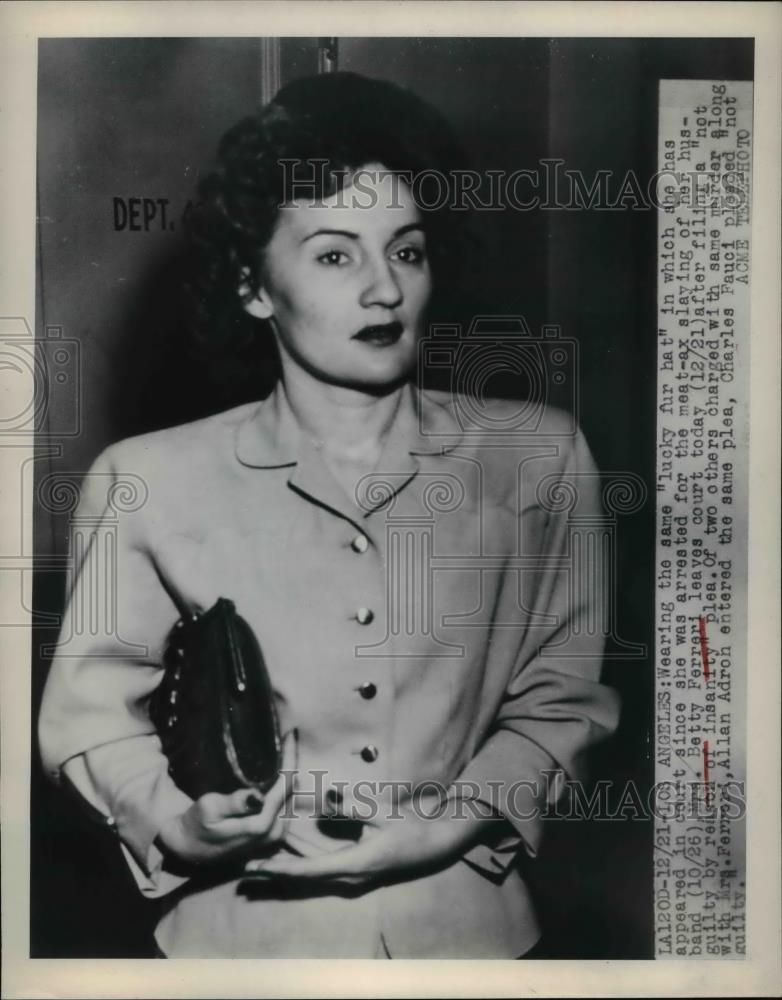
[182,71,473,389]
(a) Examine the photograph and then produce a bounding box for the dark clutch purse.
[148,597,282,800]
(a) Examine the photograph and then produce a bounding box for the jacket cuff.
[460,826,524,878]
[119,841,190,899]
[453,730,565,871]
[106,756,194,883]
[64,737,194,897]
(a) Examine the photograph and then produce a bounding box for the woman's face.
[244,163,431,391]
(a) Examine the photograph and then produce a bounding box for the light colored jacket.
[38,383,620,958]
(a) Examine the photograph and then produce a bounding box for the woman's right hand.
[157,731,296,866]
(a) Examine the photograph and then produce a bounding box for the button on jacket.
[38,383,620,958]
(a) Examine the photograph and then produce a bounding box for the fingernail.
[246,794,263,814]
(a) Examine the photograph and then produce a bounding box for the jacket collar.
[234,381,464,470]
[234,382,464,528]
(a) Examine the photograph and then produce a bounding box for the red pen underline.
[698,615,710,680]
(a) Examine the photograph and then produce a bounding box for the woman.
[38,72,620,959]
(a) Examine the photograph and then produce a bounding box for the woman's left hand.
[242,798,501,888]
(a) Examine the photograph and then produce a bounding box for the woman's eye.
[317,250,350,266]
[392,245,427,265]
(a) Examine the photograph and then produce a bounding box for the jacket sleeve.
[38,444,194,897]
[63,739,193,897]
[456,422,621,877]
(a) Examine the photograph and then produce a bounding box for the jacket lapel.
[287,436,369,528]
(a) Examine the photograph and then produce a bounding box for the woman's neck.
[278,364,405,465]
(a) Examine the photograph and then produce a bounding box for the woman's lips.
[352,321,404,347]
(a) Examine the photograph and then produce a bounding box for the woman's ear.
[238,267,274,320]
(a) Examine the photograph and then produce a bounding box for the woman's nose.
[359,257,403,309]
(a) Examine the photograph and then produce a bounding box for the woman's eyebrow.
[300,228,358,244]
[300,223,425,245]
[391,223,425,239]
